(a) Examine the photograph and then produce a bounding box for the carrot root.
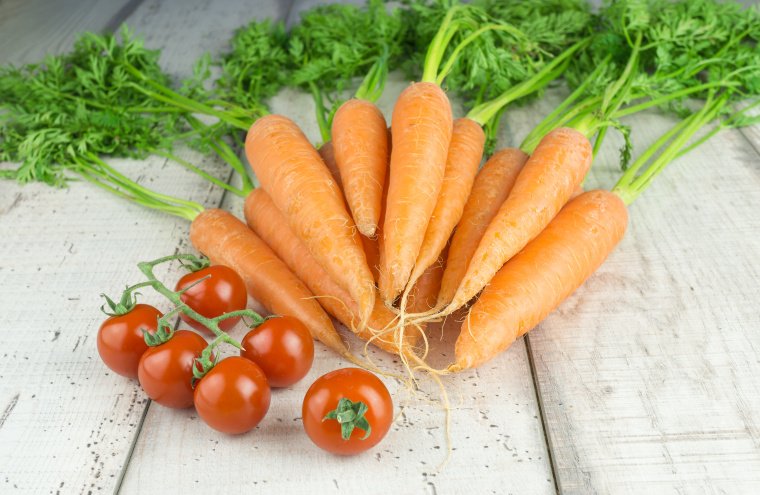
[189,208,349,357]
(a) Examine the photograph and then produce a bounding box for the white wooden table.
[1,1,759,493]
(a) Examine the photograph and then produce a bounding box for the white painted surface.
[0,0,136,64]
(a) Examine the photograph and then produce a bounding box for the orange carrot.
[446,127,592,312]
[361,233,381,284]
[438,148,528,306]
[570,185,584,200]
[245,114,376,322]
[379,82,453,303]
[454,190,628,369]
[318,140,341,185]
[189,208,348,356]
[332,99,389,238]
[243,189,419,356]
[408,246,447,314]
[402,118,483,306]
[363,140,392,284]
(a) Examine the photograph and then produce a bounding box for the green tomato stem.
[135,254,264,352]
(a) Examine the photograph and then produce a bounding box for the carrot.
[332,99,389,238]
[408,246,447,314]
[189,208,348,356]
[570,185,585,200]
[243,189,419,356]
[400,118,483,309]
[445,127,592,312]
[438,148,528,306]
[361,232,382,284]
[379,81,453,303]
[362,137,392,284]
[454,190,628,369]
[318,140,341,185]
[245,114,376,323]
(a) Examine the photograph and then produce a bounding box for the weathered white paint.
[0,0,136,64]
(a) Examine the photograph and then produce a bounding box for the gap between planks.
[526,335,561,495]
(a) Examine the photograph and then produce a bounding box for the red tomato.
[97,304,162,379]
[302,368,393,455]
[138,330,207,409]
[240,316,314,388]
[175,265,247,333]
[194,357,271,434]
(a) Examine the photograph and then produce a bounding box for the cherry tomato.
[175,265,247,333]
[240,316,314,388]
[138,330,207,409]
[97,304,162,379]
[302,368,393,455]
[194,356,271,434]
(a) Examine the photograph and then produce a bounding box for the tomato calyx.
[323,398,372,441]
[143,310,177,347]
[100,281,154,316]
[177,254,210,273]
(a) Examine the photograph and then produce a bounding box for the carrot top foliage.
[522,0,760,165]
[403,0,592,104]
[0,27,183,186]
[285,0,409,142]
[215,19,291,114]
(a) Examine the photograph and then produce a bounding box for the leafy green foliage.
[215,19,291,113]
[567,0,760,115]
[524,0,760,168]
[283,0,409,140]
[288,0,407,93]
[402,0,592,106]
[0,26,182,185]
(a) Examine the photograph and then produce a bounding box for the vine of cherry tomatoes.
[96,255,392,454]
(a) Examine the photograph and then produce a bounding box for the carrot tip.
[357,223,377,238]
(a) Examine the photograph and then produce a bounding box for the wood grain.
[0,0,137,64]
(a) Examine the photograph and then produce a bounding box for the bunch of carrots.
[3,0,759,377]
[236,17,610,372]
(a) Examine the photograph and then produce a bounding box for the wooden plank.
[736,116,760,156]
[500,90,760,493]
[0,0,138,64]
[0,1,290,493]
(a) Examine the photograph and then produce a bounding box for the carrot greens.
[402,0,594,152]
[521,0,760,167]
[286,0,407,142]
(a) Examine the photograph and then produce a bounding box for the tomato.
[175,265,247,333]
[194,356,271,434]
[97,304,162,379]
[302,368,393,455]
[138,330,207,409]
[240,316,314,388]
